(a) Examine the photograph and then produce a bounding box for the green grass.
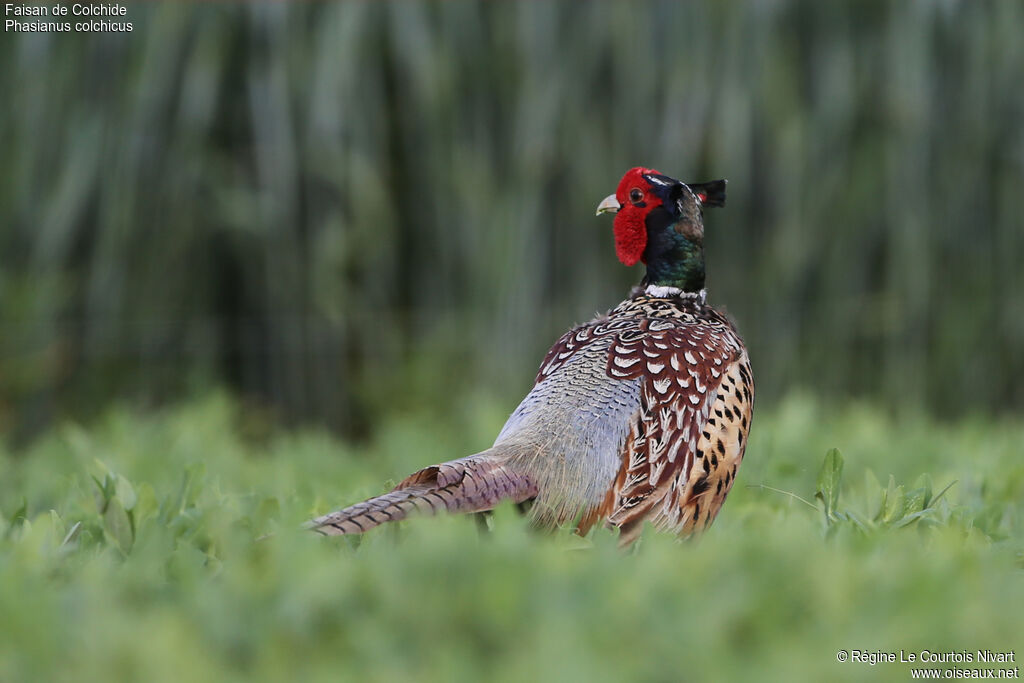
[1,392,1022,683]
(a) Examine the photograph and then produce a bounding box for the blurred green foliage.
[1,393,1021,682]
[1,1,1023,438]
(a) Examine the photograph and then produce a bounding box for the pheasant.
[311,167,753,545]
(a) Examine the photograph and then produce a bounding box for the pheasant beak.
[596,194,620,215]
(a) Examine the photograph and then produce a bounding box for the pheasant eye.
[629,188,644,204]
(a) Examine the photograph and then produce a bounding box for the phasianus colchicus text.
[311,167,753,545]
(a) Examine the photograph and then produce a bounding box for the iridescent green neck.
[645,227,705,293]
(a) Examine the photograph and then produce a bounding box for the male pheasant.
[311,167,753,545]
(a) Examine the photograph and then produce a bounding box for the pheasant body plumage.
[311,167,754,544]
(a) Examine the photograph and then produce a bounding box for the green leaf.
[91,458,111,478]
[171,462,207,517]
[844,508,875,533]
[132,483,159,528]
[115,475,137,512]
[92,473,117,513]
[912,473,934,509]
[12,498,28,524]
[882,476,905,525]
[930,480,957,506]
[5,498,29,538]
[61,521,82,548]
[864,470,883,521]
[904,487,929,515]
[895,509,938,528]
[103,497,134,554]
[815,449,844,520]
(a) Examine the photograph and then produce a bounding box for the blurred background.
[3,5,1024,680]
[2,1,1023,444]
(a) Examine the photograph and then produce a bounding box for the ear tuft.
[688,179,727,208]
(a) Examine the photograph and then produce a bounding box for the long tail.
[309,451,538,535]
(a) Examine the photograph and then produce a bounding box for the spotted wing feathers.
[596,313,745,542]
[656,352,753,536]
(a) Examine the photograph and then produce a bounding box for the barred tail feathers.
[310,452,538,536]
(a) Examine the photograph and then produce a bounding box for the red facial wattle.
[612,167,664,266]
[613,208,647,266]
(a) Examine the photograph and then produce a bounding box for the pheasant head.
[596,167,726,294]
